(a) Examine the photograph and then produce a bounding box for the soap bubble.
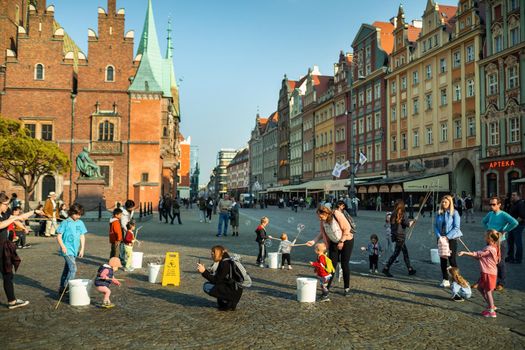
[264,240,272,248]
[245,220,252,227]
[297,223,305,232]
[287,217,295,224]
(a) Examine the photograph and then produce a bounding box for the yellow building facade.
[386,0,483,197]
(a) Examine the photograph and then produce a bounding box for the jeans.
[256,242,267,265]
[217,212,229,235]
[507,224,524,263]
[281,253,291,266]
[385,239,412,271]
[2,272,15,302]
[170,212,182,224]
[327,239,354,290]
[119,242,127,267]
[497,244,507,286]
[60,255,77,289]
[199,210,207,222]
[440,238,458,280]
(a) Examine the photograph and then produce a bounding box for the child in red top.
[109,208,123,261]
[310,242,333,302]
[123,220,136,272]
[459,229,500,318]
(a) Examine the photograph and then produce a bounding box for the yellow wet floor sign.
[161,252,180,286]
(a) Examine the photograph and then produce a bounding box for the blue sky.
[52,0,457,185]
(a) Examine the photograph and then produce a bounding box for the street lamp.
[347,110,357,216]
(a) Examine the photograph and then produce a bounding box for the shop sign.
[489,160,516,168]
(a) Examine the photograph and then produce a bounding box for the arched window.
[98,121,114,141]
[105,65,115,82]
[35,64,44,80]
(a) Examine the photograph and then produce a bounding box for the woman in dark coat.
[197,245,242,311]
[382,199,417,278]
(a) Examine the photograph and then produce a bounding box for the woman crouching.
[197,245,242,311]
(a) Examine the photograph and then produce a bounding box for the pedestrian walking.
[376,195,382,212]
[507,191,525,264]
[206,198,213,221]
[230,199,240,236]
[464,194,474,223]
[382,199,417,278]
[198,197,207,223]
[43,191,58,236]
[434,195,463,288]
[481,196,518,291]
[170,197,182,225]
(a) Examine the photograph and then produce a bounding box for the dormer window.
[105,65,115,82]
[34,64,44,80]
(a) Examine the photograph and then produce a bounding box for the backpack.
[226,254,252,289]
[465,197,473,209]
[334,210,357,234]
[322,254,335,274]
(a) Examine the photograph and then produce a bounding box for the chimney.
[37,0,47,13]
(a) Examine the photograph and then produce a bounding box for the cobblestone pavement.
[1,207,524,349]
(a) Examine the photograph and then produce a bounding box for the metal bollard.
[98,202,102,220]
[139,202,143,219]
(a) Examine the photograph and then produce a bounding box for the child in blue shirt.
[448,267,471,302]
[56,204,87,295]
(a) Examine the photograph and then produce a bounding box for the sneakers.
[8,299,29,310]
[369,269,373,273]
[374,269,378,274]
[319,294,330,302]
[495,284,504,291]
[101,301,115,308]
[343,288,351,297]
[440,279,451,288]
[288,265,292,270]
[258,264,264,268]
[216,234,222,237]
[408,268,417,276]
[382,268,393,277]
[482,309,497,318]
[280,266,285,270]
[452,295,464,302]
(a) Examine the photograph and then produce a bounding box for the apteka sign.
[488,160,516,169]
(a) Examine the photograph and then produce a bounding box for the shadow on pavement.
[15,274,57,297]
[130,286,213,308]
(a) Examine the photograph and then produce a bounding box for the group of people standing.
[158,194,182,225]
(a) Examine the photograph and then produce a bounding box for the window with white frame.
[425,93,432,110]
[34,63,44,80]
[391,136,397,151]
[453,51,461,68]
[467,79,475,97]
[351,95,357,110]
[466,45,474,62]
[412,70,419,85]
[510,26,520,46]
[366,115,372,131]
[508,0,518,11]
[401,103,407,118]
[466,16,472,26]
[454,84,461,101]
[374,82,381,99]
[375,143,381,161]
[341,127,346,141]
[468,117,476,136]
[454,119,462,139]
[488,73,498,95]
[426,127,433,144]
[352,121,356,136]
[509,117,520,143]
[366,87,372,103]
[367,145,372,160]
[494,34,503,53]
[508,65,519,89]
[374,112,381,129]
[440,88,447,106]
[440,123,448,142]
[336,129,340,142]
[391,106,397,121]
[413,129,419,147]
[425,64,432,79]
[413,98,419,115]
[401,76,407,90]
[358,118,364,134]
[391,81,397,94]
[359,91,364,106]
[401,133,407,150]
[439,58,447,73]
[489,122,499,146]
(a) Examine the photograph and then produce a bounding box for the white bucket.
[68,279,92,306]
[131,252,144,269]
[148,264,164,284]
[267,252,281,269]
[296,277,318,303]
[430,249,440,264]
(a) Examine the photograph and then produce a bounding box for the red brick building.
[0,0,181,209]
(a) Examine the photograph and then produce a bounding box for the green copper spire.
[166,17,173,59]
[129,0,163,93]
[161,17,178,98]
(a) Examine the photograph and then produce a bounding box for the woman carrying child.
[307,204,354,296]
[434,195,463,288]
